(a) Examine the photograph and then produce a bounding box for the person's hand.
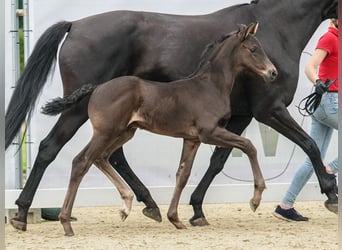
[315,79,329,95]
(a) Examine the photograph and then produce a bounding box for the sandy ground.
[5,201,338,250]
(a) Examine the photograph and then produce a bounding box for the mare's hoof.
[249,199,260,212]
[189,216,209,227]
[324,200,338,214]
[10,218,27,231]
[142,207,162,222]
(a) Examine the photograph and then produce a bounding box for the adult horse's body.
[42,23,276,235]
[6,0,337,231]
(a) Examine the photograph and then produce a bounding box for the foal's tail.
[5,21,72,149]
[41,84,97,116]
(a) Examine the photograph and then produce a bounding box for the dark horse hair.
[43,28,242,115]
[187,31,235,78]
[5,21,71,149]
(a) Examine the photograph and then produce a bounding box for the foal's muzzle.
[267,68,278,82]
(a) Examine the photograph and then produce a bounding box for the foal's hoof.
[171,221,187,229]
[142,207,162,222]
[119,209,129,221]
[10,218,27,231]
[64,231,75,237]
[189,216,210,227]
[249,199,260,212]
[324,200,338,214]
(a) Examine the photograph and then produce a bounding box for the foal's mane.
[186,30,237,78]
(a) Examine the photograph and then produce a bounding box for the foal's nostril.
[269,69,278,81]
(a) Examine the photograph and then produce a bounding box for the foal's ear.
[241,22,259,40]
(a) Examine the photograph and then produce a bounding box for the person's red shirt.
[316,27,338,92]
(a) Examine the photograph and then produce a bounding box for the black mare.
[6,0,338,230]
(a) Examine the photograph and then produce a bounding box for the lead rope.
[296,78,336,116]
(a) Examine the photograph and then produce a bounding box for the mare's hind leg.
[189,115,252,226]
[94,159,134,221]
[10,105,89,231]
[167,139,200,229]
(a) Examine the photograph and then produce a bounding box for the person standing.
[273,18,338,221]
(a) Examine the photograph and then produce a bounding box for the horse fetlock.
[167,211,187,229]
[60,219,74,236]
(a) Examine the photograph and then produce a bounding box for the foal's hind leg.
[59,146,94,236]
[94,159,134,221]
[60,133,116,236]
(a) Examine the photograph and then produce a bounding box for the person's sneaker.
[273,205,309,222]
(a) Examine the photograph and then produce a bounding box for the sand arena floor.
[5,201,338,250]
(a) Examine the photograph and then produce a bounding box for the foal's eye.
[249,47,257,53]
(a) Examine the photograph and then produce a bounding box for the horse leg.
[199,127,266,212]
[92,129,138,222]
[59,147,93,236]
[59,131,122,236]
[93,159,134,221]
[189,115,252,226]
[108,148,162,222]
[255,105,338,212]
[167,139,200,229]
[10,107,89,231]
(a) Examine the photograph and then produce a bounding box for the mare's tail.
[5,21,72,149]
[41,84,97,116]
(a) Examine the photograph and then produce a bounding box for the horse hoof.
[10,218,27,231]
[189,216,210,227]
[142,207,162,222]
[324,200,338,214]
[172,221,187,229]
[120,209,129,221]
[249,199,259,212]
[64,231,75,237]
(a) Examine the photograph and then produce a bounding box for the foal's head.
[219,22,278,83]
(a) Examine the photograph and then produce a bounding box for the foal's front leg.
[200,127,266,211]
[94,159,134,221]
[167,139,200,229]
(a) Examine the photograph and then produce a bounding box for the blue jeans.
[282,92,338,206]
